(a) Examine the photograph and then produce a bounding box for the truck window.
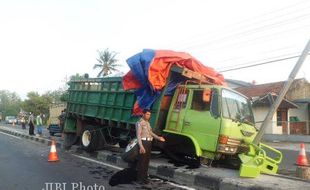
[191,90,210,111]
[174,89,188,110]
[222,89,254,125]
[210,89,220,118]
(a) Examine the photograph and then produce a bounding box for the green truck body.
[64,66,282,177]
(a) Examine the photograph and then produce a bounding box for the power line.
[193,24,310,54]
[218,53,310,72]
[167,1,310,50]
[217,51,300,69]
[224,0,310,30]
[183,13,310,50]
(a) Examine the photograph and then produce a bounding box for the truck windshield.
[221,89,254,125]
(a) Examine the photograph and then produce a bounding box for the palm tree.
[93,49,120,77]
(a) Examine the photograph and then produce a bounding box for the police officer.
[136,109,165,184]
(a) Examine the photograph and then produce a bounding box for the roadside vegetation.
[0,48,120,120]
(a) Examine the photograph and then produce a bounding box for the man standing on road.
[136,109,165,184]
[21,116,26,129]
[36,113,43,137]
[28,112,35,135]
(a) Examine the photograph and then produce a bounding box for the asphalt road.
[2,123,307,180]
[0,130,193,190]
[265,142,310,176]
[277,148,303,176]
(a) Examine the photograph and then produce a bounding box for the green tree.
[21,91,53,116]
[70,73,87,80]
[0,90,21,117]
[43,89,66,104]
[93,48,120,77]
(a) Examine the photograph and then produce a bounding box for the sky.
[0,0,309,99]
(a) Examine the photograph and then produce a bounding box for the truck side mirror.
[203,89,212,103]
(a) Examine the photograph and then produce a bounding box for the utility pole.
[253,39,310,145]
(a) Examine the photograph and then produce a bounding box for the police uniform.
[135,118,160,183]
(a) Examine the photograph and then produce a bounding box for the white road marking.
[72,154,124,170]
[0,131,22,140]
[72,154,196,189]
[166,181,196,190]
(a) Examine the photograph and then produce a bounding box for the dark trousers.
[137,140,152,182]
[29,123,34,135]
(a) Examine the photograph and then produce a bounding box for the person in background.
[28,112,35,135]
[36,113,43,136]
[21,116,26,129]
[58,109,66,133]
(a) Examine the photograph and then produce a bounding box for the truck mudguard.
[164,129,203,156]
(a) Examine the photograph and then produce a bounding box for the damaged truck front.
[63,49,282,178]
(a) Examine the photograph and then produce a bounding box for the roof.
[293,98,310,104]
[235,78,306,98]
[252,94,298,109]
[225,79,253,88]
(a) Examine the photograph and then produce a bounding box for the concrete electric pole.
[253,39,310,144]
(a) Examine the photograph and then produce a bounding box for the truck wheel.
[81,126,98,152]
[214,155,241,169]
[64,133,78,150]
[164,147,200,168]
[121,139,139,163]
[162,135,200,168]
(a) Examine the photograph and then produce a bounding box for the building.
[235,78,310,135]
[226,79,253,89]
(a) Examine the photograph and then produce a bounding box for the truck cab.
[163,84,257,160]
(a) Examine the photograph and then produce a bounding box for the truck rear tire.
[64,133,78,150]
[81,126,99,152]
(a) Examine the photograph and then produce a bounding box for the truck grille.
[226,138,241,146]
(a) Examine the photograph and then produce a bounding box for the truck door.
[182,89,221,152]
[166,87,189,133]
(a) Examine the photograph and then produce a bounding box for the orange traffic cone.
[48,139,59,162]
[296,143,309,166]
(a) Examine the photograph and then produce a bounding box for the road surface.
[0,129,194,190]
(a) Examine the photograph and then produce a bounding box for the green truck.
[63,65,282,178]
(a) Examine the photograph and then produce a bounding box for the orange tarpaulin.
[122,49,225,115]
[148,50,225,90]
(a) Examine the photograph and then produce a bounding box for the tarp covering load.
[122,49,225,115]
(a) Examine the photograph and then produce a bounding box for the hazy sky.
[0,0,309,99]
